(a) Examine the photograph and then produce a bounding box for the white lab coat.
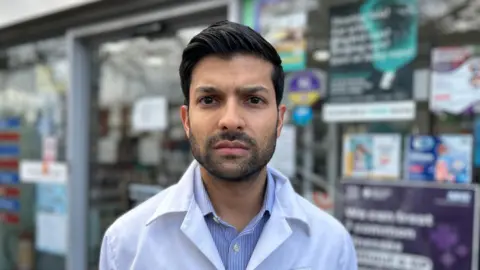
[99,161,357,270]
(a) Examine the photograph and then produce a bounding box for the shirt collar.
[146,160,309,234]
[194,166,275,217]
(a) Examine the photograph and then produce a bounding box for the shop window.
[0,37,67,270]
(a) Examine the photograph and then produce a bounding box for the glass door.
[80,4,230,269]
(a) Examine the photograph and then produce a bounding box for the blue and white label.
[0,198,20,212]
[0,172,20,184]
[292,106,313,126]
[0,145,20,157]
[0,117,21,130]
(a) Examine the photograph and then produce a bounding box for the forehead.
[190,54,274,93]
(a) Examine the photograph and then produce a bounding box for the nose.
[218,99,245,131]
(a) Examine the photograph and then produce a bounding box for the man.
[99,20,357,270]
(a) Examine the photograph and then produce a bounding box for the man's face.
[180,54,286,182]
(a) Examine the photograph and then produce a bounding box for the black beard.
[188,129,277,182]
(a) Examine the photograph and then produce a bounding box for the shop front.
[4,0,480,269]
[321,1,480,270]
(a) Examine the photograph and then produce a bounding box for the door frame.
[66,1,239,269]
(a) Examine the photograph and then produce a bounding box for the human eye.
[247,96,265,105]
[199,96,217,105]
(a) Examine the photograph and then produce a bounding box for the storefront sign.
[286,69,326,106]
[243,0,308,71]
[338,180,479,270]
[292,106,313,126]
[20,160,67,184]
[405,135,473,183]
[343,134,401,179]
[430,46,480,114]
[323,101,416,122]
[328,0,418,104]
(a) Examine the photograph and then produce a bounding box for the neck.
[200,167,268,231]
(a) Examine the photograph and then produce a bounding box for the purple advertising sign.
[338,180,479,270]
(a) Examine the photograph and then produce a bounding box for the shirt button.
[233,243,240,252]
[213,216,220,223]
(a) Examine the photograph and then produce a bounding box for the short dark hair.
[179,20,284,106]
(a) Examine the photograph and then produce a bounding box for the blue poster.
[405,135,473,183]
[36,183,67,214]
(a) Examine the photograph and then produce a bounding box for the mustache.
[207,131,256,147]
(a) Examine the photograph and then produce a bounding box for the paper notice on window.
[138,135,161,165]
[97,136,118,164]
[269,125,296,177]
[132,96,168,132]
[36,212,67,255]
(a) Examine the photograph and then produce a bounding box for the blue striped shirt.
[194,168,275,270]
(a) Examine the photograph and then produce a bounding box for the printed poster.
[343,134,401,179]
[338,180,479,270]
[405,135,473,183]
[328,0,418,103]
[131,96,168,132]
[243,0,308,71]
[430,46,480,114]
[35,183,67,255]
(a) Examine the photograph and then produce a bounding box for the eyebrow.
[194,85,269,95]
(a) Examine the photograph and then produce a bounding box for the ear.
[180,105,190,138]
[276,104,287,139]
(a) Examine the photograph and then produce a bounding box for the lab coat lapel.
[246,200,292,270]
[181,203,225,270]
[148,161,225,270]
[177,165,225,270]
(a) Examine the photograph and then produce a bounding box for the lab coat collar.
[145,160,310,232]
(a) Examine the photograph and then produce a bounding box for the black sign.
[328,0,418,103]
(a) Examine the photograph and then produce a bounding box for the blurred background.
[1,0,480,269]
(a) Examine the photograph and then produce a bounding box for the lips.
[213,140,249,156]
[213,141,249,150]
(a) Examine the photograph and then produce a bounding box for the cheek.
[249,116,277,144]
[188,117,211,142]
